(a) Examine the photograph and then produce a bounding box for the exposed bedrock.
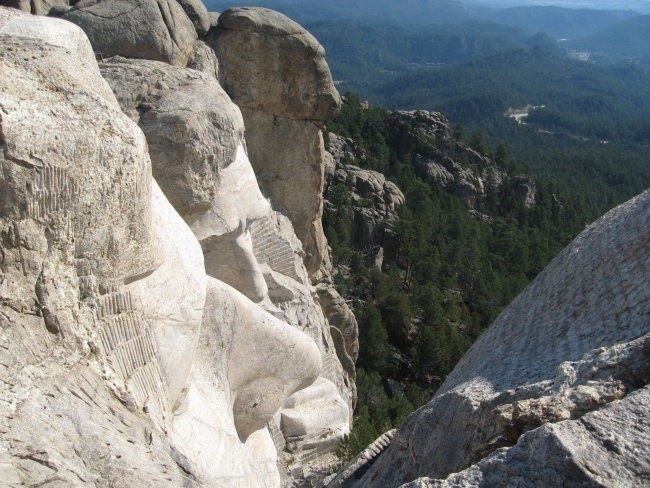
[337,189,650,488]
[208,7,341,277]
[98,56,270,302]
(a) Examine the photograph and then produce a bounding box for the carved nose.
[203,277,322,441]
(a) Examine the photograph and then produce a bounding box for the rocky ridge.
[385,110,536,211]
[0,3,356,487]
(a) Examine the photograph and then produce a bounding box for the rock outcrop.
[335,189,650,487]
[326,133,405,253]
[1,5,352,487]
[385,110,535,210]
[208,7,341,277]
[0,0,67,15]
[60,0,199,66]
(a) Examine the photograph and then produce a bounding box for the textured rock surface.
[97,31,352,481]
[403,384,650,488]
[0,9,344,488]
[317,284,359,373]
[0,22,188,486]
[385,110,535,210]
[176,0,209,36]
[0,0,67,15]
[61,0,198,66]
[209,7,341,277]
[209,7,340,121]
[98,57,272,302]
[243,109,329,276]
[326,136,405,251]
[341,189,650,488]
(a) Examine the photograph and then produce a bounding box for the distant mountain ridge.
[204,0,642,33]
[566,14,650,62]
[483,5,637,39]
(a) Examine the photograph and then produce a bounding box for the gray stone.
[384,110,518,209]
[62,0,198,66]
[402,385,650,488]
[0,11,336,487]
[0,0,68,15]
[209,7,340,120]
[242,109,329,276]
[208,7,341,277]
[99,56,243,219]
[324,149,405,251]
[186,40,219,78]
[176,0,209,36]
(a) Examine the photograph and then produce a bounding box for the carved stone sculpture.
[0,7,325,486]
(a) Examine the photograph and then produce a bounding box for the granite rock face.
[61,0,198,66]
[1,7,352,487]
[338,189,650,488]
[209,7,340,121]
[0,0,68,15]
[209,7,341,277]
[98,52,353,460]
[385,110,535,210]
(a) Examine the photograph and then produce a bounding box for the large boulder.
[209,7,340,121]
[337,189,650,487]
[61,0,198,66]
[208,7,341,277]
[0,0,68,15]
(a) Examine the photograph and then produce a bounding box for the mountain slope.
[566,14,650,62]
[484,5,638,39]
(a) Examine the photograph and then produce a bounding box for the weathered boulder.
[176,0,209,36]
[208,7,341,277]
[339,189,650,488]
[61,0,198,66]
[0,0,68,15]
[209,7,340,121]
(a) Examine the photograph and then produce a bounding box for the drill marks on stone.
[96,289,169,428]
[250,219,299,280]
[27,165,76,224]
